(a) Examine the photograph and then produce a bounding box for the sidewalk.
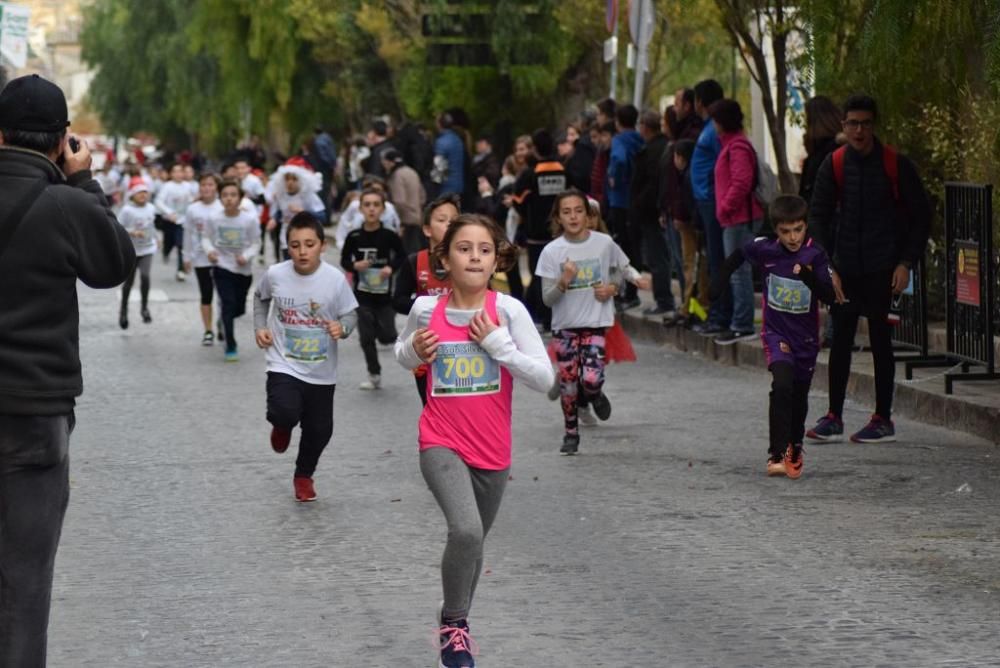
[621,291,1000,443]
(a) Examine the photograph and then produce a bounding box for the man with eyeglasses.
[805,94,931,444]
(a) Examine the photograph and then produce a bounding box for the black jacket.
[629,132,668,226]
[0,147,135,415]
[512,158,567,243]
[808,139,931,277]
[798,136,839,204]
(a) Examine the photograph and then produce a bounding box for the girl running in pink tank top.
[395,214,553,668]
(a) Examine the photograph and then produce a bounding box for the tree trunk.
[716,0,796,192]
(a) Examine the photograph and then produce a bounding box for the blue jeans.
[641,223,675,310]
[0,413,73,668]
[722,222,756,332]
[662,224,685,303]
[695,200,730,327]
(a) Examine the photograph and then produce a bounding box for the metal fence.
[943,183,999,393]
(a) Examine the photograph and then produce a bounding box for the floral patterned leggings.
[553,327,607,435]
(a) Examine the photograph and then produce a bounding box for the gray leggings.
[420,446,509,622]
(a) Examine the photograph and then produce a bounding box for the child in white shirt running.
[254,212,359,502]
[182,173,224,345]
[536,188,649,455]
[203,179,261,361]
[117,178,159,329]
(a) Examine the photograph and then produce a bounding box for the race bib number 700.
[431,342,501,396]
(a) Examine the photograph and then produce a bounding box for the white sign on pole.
[0,2,31,69]
[603,36,618,64]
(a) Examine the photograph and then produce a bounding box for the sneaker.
[360,374,381,390]
[806,412,843,442]
[201,331,214,346]
[141,307,152,324]
[850,415,896,443]
[662,311,680,326]
[224,349,239,363]
[176,270,187,282]
[784,443,804,479]
[692,322,726,336]
[578,405,598,427]
[618,297,641,311]
[560,433,580,455]
[591,392,612,421]
[546,378,560,401]
[715,329,756,345]
[766,453,786,477]
[119,311,128,330]
[270,426,291,454]
[293,476,317,502]
[642,305,673,316]
[437,619,478,668]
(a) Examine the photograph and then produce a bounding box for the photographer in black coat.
[0,74,134,665]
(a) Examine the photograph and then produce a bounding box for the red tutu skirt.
[546,319,637,364]
[604,318,636,364]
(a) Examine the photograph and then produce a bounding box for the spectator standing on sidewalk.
[630,109,674,319]
[432,112,467,199]
[0,74,135,666]
[799,95,845,348]
[382,148,427,255]
[708,99,762,345]
[806,94,931,444]
[689,79,728,335]
[607,104,644,310]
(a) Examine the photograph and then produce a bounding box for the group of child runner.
[115,153,838,665]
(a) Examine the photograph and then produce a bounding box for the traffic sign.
[628,0,655,49]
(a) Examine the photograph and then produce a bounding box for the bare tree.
[715,0,798,191]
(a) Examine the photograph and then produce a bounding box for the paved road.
[48,255,1000,667]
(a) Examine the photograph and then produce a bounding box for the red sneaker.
[270,426,291,453]
[783,443,804,479]
[293,476,317,502]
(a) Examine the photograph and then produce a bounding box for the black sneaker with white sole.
[560,433,580,455]
[591,392,612,421]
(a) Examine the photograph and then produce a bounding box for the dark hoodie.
[0,146,135,415]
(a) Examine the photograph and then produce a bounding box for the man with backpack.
[0,74,135,665]
[806,94,931,443]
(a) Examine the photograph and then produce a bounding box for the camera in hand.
[68,137,80,152]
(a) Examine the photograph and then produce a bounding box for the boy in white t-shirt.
[536,189,648,455]
[153,163,193,281]
[253,212,359,502]
[117,178,159,329]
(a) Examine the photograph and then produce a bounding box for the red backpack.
[831,144,899,201]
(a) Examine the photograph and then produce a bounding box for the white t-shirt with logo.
[258,261,359,385]
[202,209,261,275]
[182,199,224,268]
[153,180,193,220]
[118,202,159,256]
[535,231,630,330]
[270,191,326,250]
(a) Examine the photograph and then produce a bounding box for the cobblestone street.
[48,261,1000,667]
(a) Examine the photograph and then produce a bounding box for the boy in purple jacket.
[710,195,836,478]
